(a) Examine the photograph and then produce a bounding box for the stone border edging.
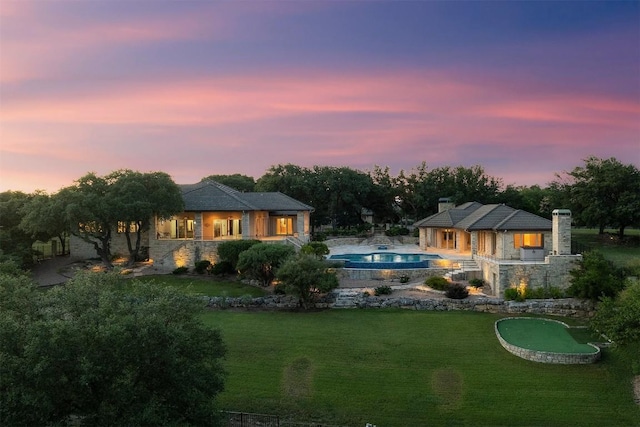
[495,317,601,364]
[206,294,596,318]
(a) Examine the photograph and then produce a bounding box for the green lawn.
[572,228,640,270]
[134,274,267,297]
[203,310,640,426]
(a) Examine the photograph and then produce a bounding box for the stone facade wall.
[151,240,223,272]
[495,318,601,364]
[70,232,150,260]
[336,267,448,281]
[325,236,418,248]
[477,255,581,297]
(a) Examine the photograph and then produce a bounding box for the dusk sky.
[1,1,639,193]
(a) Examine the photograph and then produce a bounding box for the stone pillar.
[194,213,203,240]
[242,211,250,239]
[552,209,572,255]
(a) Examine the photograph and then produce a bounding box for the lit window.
[514,233,543,248]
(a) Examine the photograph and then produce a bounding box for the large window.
[156,216,194,239]
[214,219,241,238]
[276,217,293,235]
[514,233,543,248]
[117,221,139,233]
[478,232,497,255]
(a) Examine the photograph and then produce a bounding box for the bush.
[217,240,261,270]
[194,260,212,274]
[172,266,189,275]
[567,250,625,301]
[385,226,410,236]
[374,285,393,296]
[504,287,523,302]
[312,232,327,242]
[300,242,330,259]
[425,276,450,291]
[210,261,235,276]
[445,283,469,299]
[469,278,485,289]
[524,286,562,299]
[399,274,410,284]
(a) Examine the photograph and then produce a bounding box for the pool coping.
[495,317,601,364]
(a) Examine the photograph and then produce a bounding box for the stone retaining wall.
[494,318,601,364]
[206,294,596,317]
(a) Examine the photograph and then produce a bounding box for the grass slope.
[134,275,266,297]
[572,228,640,270]
[204,310,640,426]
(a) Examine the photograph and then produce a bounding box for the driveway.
[30,256,83,287]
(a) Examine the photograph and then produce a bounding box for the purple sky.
[1,1,639,193]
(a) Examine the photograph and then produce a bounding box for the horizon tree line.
[1,156,638,269]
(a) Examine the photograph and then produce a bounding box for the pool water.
[328,252,441,269]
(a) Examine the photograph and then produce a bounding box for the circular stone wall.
[495,317,601,364]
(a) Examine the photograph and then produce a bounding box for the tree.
[62,173,117,267]
[591,279,640,373]
[0,270,226,426]
[276,254,340,308]
[368,165,401,224]
[567,251,626,301]
[200,174,256,192]
[560,157,640,237]
[300,242,330,259]
[109,170,184,265]
[236,243,295,286]
[19,190,71,255]
[0,191,36,268]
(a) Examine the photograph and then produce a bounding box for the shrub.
[312,232,327,242]
[374,285,393,296]
[385,226,410,236]
[567,250,625,301]
[300,242,330,259]
[425,276,450,291]
[399,274,410,284]
[445,283,469,299]
[172,266,189,275]
[210,261,235,276]
[217,240,261,270]
[504,287,524,302]
[469,278,485,289]
[194,260,212,274]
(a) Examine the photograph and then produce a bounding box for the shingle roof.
[414,202,551,231]
[180,181,313,212]
[414,202,483,227]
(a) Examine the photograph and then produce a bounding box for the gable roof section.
[415,202,551,231]
[414,202,483,228]
[494,209,552,231]
[180,181,313,212]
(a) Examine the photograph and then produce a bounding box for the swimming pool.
[328,252,441,269]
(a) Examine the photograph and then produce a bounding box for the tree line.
[1,156,638,269]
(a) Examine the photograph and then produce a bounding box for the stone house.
[70,180,314,271]
[414,199,580,297]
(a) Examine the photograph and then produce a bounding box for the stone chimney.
[552,209,572,255]
[438,197,455,213]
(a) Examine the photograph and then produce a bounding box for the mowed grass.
[203,310,640,426]
[134,274,266,297]
[572,228,640,270]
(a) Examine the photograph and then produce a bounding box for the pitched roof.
[414,202,551,231]
[414,202,483,228]
[180,181,313,212]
